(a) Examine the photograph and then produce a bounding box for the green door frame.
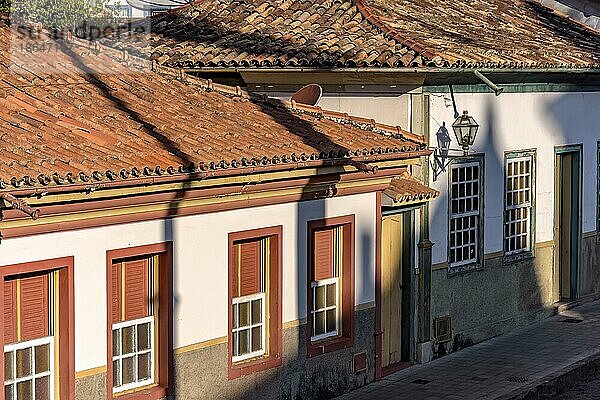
[554,144,583,301]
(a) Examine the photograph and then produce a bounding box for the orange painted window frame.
[0,256,75,400]
[106,242,173,400]
[227,226,283,380]
[307,215,355,358]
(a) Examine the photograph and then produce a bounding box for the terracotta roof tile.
[361,0,600,68]
[101,0,427,69]
[384,172,439,204]
[102,0,600,69]
[0,22,427,191]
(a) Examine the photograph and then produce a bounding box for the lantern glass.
[452,110,479,153]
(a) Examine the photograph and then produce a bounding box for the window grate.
[505,156,533,255]
[449,162,481,267]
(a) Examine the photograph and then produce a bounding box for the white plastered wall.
[0,192,376,372]
[428,91,600,265]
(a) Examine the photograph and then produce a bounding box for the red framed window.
[0,257,74,400]
[307,215,355,357]
[106,243,172,400]
[228,226,282,379]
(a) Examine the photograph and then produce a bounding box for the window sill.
[229,353,281,380]
[447,262,483,276]
[113,384,166,400]
[502,251,534,266]
[307,335,353,358]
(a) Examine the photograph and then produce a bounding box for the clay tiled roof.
[384,173,439,205]
[101,0,434,69]
[361,0,600,68]
[0,23,427,191]
[103,0,600,69]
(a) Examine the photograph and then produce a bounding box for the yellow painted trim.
[283,318,307,330]
[537,240,554,249]
[120,263,125,322]
[432,262,448,271]
[75,366,107,379]
[5,178,394,231]
[433,240,556,272]
[583,231,597,239]
[23,161,414,206]
[355,302,375,311]
[16,280,21,342]
[173,337,228,355]
[484,251,504,261]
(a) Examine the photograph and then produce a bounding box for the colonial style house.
[102,0,600,375]
[0,22,438,399]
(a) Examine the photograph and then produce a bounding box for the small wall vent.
[353,352,367,373]
[434,315,452,343]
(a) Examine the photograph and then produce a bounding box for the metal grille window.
[310,225,343,341]
[112,316,154,392]
[231,237,269,363]
[4,337,54,400]
[505,155,534,255]
[449,162,481,267]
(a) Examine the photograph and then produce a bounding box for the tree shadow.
[55,31,382,399]
[428,93,548,358]
[102,0,422,69]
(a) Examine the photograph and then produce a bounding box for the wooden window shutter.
[239,240,261,297]
[314,229,334,280]
[20,275,49,341]
[4,280,17,344]
[112,263,123,323]
[124,258,150,321]
[231,244,239,298]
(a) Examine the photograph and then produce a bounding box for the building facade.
[0,23,442,399]
[100,0,600,374]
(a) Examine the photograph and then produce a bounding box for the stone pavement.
[337,300,600,400]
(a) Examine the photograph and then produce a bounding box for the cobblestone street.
[336,301,600,400]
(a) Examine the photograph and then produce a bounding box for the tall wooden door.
[381,214,409,371]
[555,149,581,301]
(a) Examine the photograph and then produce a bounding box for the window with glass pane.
[4,337,53,400]
[111,256,157,393]
[505,155,534,255]
[112,316,154,392]
[231,237,269,363]
[311,225,343,341]
[232,293,265,362]
[449,162,481,267]
[3,271,55,400]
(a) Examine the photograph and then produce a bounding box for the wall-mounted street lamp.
[431,110,480,181]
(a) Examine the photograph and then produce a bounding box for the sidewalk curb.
[496,352,600,400]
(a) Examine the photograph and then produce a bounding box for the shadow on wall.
[548,92,600,298]
[60,38,377,398]
[428,94,548,358]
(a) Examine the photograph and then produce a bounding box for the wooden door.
[555,150,581,301]
[381,215,403,369]
[559,153,573,300]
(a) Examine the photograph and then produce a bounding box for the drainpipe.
[473,70,504,96]
[0,193,41,220]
